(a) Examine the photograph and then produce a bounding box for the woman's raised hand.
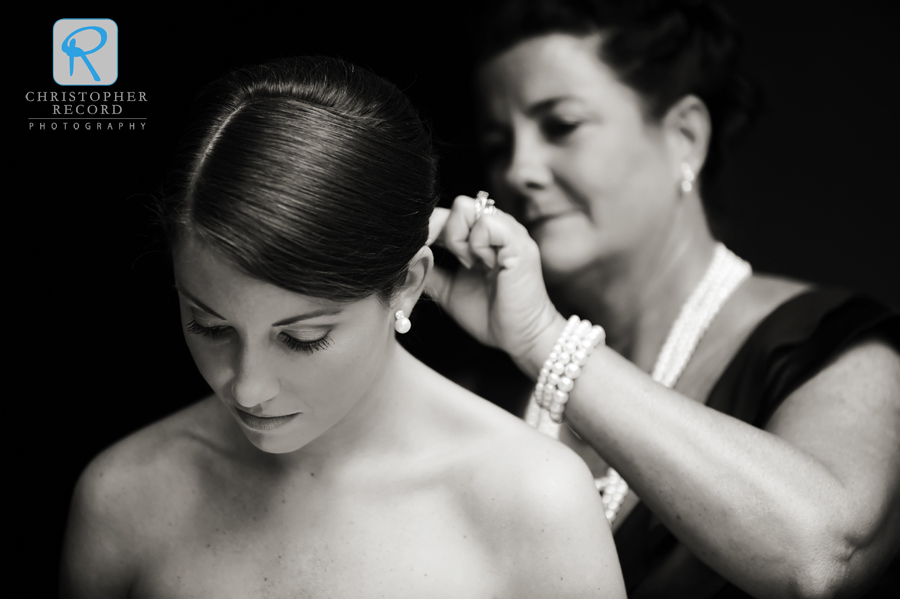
[426,194,565,377]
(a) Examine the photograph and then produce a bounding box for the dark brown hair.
[159,56,439,303]
[477,0,762,212]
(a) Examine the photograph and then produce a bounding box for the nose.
[504,127,553,195]
[230,343,280,409]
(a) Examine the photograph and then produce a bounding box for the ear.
[662,95,711,186]
[393,246,434,318]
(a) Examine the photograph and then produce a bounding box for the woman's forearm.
[564,343,900,599]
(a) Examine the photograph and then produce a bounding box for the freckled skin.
[60,240,625,598]
[174,236,398,458]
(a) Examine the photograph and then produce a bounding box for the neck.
[550,196,717,372]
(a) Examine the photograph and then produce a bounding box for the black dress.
[614,288,900,598]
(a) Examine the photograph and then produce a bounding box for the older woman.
[427,1,900,597]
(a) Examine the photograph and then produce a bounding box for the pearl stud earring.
[394,310,411,334]
[680,163,695,194]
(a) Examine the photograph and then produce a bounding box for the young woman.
[426,1,900,597]
[59,56,626,598]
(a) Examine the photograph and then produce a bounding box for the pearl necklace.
[525,243,750,522]
[650,243,754,389]
[593,243,751,522]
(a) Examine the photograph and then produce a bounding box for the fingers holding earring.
[437,192,502,270]
[468,191,506,270]
[473,190,498,224]
[442,195,480,269]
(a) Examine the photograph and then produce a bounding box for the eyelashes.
[278,333,332,354]
[479,118,581,161]
[186,319,230,338]
[541,118,580,140]
[185,320,332,355]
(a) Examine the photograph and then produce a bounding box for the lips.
[524,211,575,232]
[233,407,300,431]
[525,214,557,229]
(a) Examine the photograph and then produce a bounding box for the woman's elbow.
[787,516,890,599]
[787,558,848,599]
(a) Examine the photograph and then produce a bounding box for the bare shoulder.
[763,277,899,440]
[60,397,226,598]
[727,273,811,331]
[421,371,625,597]
[418,363,604,506]
[679,273,812,402]
[740,273,900,465]
[475,425,625,596]
[742,272,811,301]
[767,331,900,445]
[466,423,608,528]
[73,396,225,516]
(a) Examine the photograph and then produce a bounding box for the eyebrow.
[174,284,344,325]
[480,96,578,131]
[525,96,573,117]
[271,309,344,326]
[176,286,227,320]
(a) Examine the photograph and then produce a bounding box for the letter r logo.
[53,19,118,86]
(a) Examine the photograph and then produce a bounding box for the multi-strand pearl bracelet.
[527,315,622,521]
[528,315,605,436]
[526,244,752,525]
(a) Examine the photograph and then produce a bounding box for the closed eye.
[186,320,332,355]
[277,332,332,354]
[541,118,580,140]
[186,319,231,338]
[479,131,511,162]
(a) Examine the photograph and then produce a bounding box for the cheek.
[182,332,233,394]
[573,131,672,223]
[282,318,391,412]
[178,305,225,390]
[570,128,641,194]
[536,216,606,283]
[533,134,674,278]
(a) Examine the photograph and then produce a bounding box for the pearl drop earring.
[394,310,411,334]
[680,163,695,194]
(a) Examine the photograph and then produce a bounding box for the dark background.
[12,1,898,595]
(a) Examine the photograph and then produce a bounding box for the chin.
[538,239,604,285]
[243,431,310,454]
[542,257,595,286]
[531,215,603,280]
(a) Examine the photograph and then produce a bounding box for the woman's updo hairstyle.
[477,0,762,212]
[160,56,439,304]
